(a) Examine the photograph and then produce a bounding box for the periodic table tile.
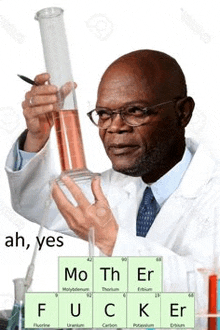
[127,292,161,328]
[160,292,195,328]
[58,292,93,328]
[93,293,127,328]
[59,257,93,292]
[128,257,163,292]
[93,256,128,292]
[25,293,59,328]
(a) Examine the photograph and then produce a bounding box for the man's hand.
[22,73,58,152]
[52,176,119,256]
[22,73,75,152]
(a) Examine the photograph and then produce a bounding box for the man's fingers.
[23,103,54,118]
[90,177,113,227]
[34,73,50,85]
[31,84,58,95]
[26,87,58,99]
[60,81,74,99]
[27,94,58,107]
[52,181,82,229]
[52,181,73,210]
[91,176,107,203]
[61,176,90,209]
[52,181,80,216]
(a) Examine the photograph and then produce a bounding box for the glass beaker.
[35,7,98,184]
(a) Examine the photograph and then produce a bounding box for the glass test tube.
[35,7,96,182]
[7,278,25,330]
[208,274,217,330]
[7,279,44,330]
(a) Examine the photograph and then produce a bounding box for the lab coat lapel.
[107,173,145,235]
[145,143,216,245]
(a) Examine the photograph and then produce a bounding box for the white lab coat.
[5,137,220,329]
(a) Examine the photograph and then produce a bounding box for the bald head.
[98,49,187,104]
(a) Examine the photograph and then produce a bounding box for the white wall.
[0,0,219,309]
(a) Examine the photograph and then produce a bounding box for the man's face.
[97,65,184,181]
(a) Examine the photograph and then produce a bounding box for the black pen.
[17,74,39,86]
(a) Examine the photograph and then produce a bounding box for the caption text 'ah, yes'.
[4,231,64,250]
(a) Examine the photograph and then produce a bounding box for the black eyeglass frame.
[87,99,179,129]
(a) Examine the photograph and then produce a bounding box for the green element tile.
[93,257,128,292]
[127,293,161,328]
[128,257,163,292]
[25,293,58,328]
[93,293,127,328]
[161,293,195,328]
[59,292,93,328]
[59,257,93,292]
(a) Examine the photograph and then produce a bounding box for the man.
[5,50,220,296]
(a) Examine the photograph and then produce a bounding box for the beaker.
[35,7,98,183]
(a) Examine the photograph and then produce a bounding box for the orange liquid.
[53,110,87,172]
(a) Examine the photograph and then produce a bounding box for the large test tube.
[35,7,95,182]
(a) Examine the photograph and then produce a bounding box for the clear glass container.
[7,278,25,330]
[35,7,98,183]
[6,278,42,330]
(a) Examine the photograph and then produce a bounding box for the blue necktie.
[136,187,159,237]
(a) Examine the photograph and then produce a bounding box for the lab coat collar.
[172,138,216,198]
[150,147,192,206]
[103,170,144,213]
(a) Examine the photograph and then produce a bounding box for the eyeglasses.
[87,100,177,129]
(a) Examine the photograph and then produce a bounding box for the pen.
[17,74,39,86]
